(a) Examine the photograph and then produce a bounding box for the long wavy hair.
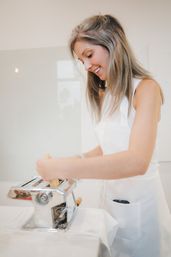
[69,14,155,120]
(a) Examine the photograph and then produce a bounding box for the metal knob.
[35,192,53,205]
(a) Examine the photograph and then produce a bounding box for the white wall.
[0,47,82,180]
[0,0,170,197]
[0,0,170,50]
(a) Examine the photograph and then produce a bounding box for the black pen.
[113,199,130,204]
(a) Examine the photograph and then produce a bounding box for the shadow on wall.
[159,162,171,212]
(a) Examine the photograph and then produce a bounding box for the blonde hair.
[69,14,152,120]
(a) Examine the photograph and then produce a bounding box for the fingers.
[41,153,60,188]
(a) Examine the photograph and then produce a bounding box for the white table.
[0,229,101,257]
[0,181,118,257]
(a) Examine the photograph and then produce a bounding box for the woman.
[37,15,171,257]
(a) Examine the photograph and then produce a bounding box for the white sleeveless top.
[95,78,158,176]
[94,79,171,257]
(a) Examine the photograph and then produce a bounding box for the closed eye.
[87,54,92,58]
[78,52,93,64]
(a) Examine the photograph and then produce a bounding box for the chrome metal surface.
[8,177,78,230]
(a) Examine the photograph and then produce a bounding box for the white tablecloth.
[0,193,118,257]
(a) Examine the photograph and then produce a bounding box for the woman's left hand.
[36,154,63,181]
[36,154,80,181]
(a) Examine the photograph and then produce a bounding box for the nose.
[84,60,92,71]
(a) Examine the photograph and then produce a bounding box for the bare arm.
[37,79,162,180]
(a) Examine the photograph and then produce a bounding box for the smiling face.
[74,40,110,81]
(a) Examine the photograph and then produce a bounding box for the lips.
[94,67,101,75]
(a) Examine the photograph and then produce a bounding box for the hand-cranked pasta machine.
[8,176,81,231]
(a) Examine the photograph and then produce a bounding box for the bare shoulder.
[134,79,163,108]
[136,79,161,97]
